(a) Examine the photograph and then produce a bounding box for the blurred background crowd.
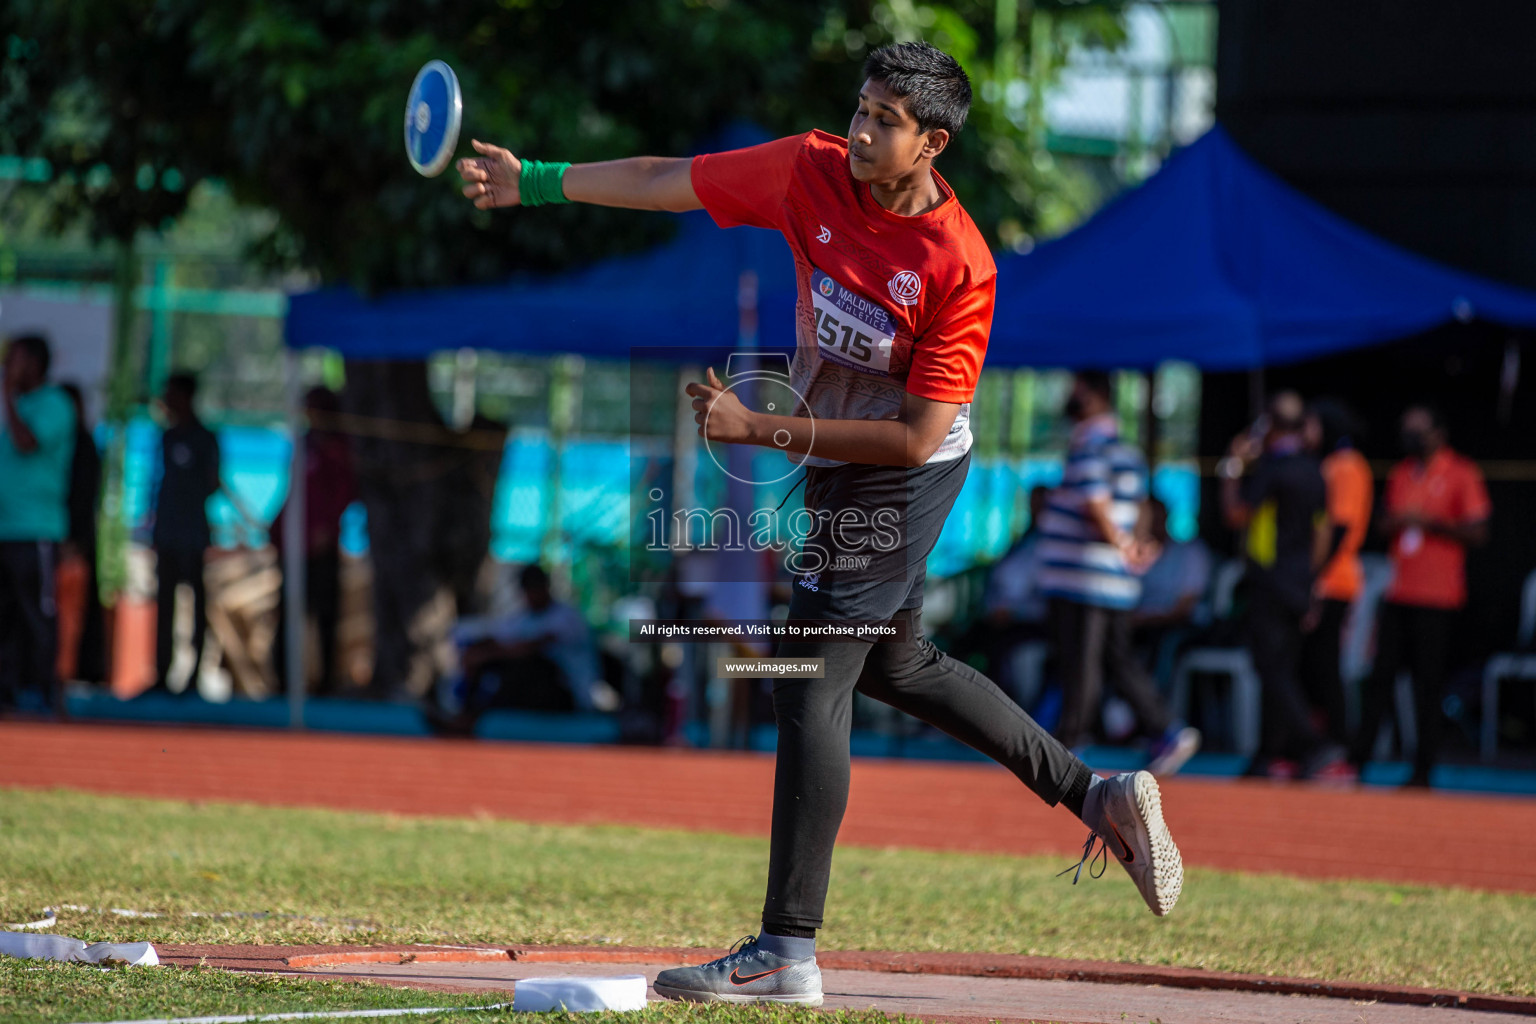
[3,0,1536,790]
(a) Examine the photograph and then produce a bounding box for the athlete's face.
[848,78,948,184]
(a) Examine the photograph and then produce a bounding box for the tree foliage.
[3,0,1128,290]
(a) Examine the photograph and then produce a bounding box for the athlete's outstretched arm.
[457,140,702,213]
[688,368,959,468]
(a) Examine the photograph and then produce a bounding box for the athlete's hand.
[457,140,521,210]
[687,368,758,445]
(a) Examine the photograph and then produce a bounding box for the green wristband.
[520,159,571,207]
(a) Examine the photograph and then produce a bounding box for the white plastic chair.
[1341,554,1394,689]
[1169,559,1262,757]
[1480,568,1536,762]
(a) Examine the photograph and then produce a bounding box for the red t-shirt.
[690,130,996,466]
[1384,448,1491,609]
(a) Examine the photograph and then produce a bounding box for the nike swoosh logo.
[729,965,793,986]
[1106,819,1135,863]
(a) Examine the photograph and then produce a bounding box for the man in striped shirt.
[1039,371,1200,775]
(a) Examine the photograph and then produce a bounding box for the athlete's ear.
[921,128,950,161]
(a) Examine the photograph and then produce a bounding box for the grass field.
[2,786,1534,1022]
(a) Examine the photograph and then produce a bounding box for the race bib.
[810,268,895,376]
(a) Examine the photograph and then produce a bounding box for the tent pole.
[283,349,307,730]
[1141,368,1159,471]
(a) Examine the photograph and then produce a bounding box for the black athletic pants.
[1247,584,1325,763]
[1051,598,1171,747]
[1299,597,1350,745]
[0,541,60,713]
[759,454,1091,934]
[155,546,208,690]
[1350,601,1454,781]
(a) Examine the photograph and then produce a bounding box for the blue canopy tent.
[987,125,1536,370]
[285,209,799,361]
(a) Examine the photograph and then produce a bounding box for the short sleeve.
[1072,443,1112,502]
[906,274,994,404]
[1458,462,1492,523]
[689,133,808,231]
[1328,458,1370,526]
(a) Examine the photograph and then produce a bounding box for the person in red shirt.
[1349,406,1489,786]
[457,42,1185,1004]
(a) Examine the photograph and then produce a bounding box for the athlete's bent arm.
[688,368,958,468]
[458,140,702,213]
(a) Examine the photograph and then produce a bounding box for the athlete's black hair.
[7,333,51,377]
[862,42,972,137]
[1074,369,1114,403]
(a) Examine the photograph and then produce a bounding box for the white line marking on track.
[68,1003,513,1024]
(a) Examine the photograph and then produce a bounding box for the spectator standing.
[148,372,220,696]
[1301,399,1372,746]
[56,382,106,684]
[1221,391,1343,778]
[0,334,76,715]
[1350,406,1489,787]
[1039,371,1200,775]
[274,387,357,694]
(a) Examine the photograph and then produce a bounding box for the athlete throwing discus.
[459,42,1185,1007]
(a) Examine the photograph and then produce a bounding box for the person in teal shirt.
[0,333,77,716]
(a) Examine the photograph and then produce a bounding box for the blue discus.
[404,60,462,177]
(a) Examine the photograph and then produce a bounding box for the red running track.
[2,721,1532,893]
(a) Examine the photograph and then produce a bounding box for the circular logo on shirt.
[818,277,835,298]
[888,270,922,306]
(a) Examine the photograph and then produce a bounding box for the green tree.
[2,0,1127,696]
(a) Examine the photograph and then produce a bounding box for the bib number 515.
[816,309,874,362]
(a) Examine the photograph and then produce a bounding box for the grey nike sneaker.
[1062,770,1184,916]
[653,936,822,1005]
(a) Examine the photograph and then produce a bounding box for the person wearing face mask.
[1349,406,1489,787]
[1220,391,1344,779]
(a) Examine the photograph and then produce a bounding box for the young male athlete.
[459,42,1184,1007]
